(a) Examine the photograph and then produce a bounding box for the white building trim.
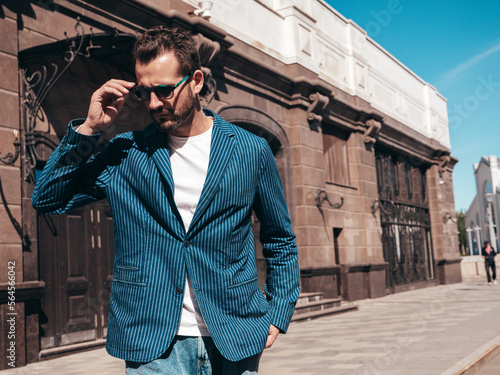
[190,0,451,149]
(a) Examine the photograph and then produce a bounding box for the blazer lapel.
[145,126,187,234]
[188,120,236,233]
[146,126,175,195]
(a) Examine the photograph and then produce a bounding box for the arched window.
[484,180,493,195]
[484,180,495,225]
[216,105,294,291]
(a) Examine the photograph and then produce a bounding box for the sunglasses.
[131,70,195,101]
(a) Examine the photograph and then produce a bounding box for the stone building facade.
[465,155,499,254]
[0,0,461,369]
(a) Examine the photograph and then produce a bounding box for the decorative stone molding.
[193,33,221,107]
[438,154,451,176]
[364,119,382,144]
[307,92,329,123]
[199,66,217,107]
[193,33,220,67]
[433,150,451,177]
[216,105,289,148]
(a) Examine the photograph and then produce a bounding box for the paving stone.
[3,276,500,374]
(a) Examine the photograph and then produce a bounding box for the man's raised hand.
[78,79,136,135]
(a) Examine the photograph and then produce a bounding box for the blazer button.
[183,240,191,248]
[175,287,183,295]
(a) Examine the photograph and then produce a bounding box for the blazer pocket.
[227,276,258,289]
[113,264,147,286]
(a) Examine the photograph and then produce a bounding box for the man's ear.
[192,69,205,95]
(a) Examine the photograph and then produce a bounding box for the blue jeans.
[125,336,261,375]
[485,261,496,283]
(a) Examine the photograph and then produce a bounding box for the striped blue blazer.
[32,109,300,362]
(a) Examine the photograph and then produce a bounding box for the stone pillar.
[337,131,387,301]
[427,161,463,285]
[293,115,387,300]
[0,10,25,370]
[288,108,336,291]
[0,9,46,369]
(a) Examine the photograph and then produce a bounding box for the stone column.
[427,160,463,285]
[288,107,337,295]
[0,10,26,370]
[337,130,386,301]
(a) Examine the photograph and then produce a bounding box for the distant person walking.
[482,241,497,285]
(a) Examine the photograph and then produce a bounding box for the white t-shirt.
[168,125,213,337]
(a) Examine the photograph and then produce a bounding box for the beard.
[150,87,196,133]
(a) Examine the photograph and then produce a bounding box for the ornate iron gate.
[375,150,434,287]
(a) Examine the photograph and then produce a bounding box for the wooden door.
[38,201,114,350]
[94,202,115,338]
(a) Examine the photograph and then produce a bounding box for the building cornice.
[221,41,451,163]
[61,0,452,163]
[69,0,234,48]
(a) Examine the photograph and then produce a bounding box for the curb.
[439,334,500,375]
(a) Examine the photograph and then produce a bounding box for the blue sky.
[325,0,500,211]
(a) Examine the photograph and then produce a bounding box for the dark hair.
[133,26,201,76]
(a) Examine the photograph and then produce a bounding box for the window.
[484,180,493,195]
[323,126,350,186]
[404,162,413,200]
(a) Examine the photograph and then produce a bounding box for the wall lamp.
[442,212,457,224]
[193,1,213,19]
[0,130,21,165]
[371,198,395,215]
[315,189,344,213]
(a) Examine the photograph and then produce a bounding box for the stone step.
[296,292,324,305]
[293,298,342,314]
[291,303,358,323]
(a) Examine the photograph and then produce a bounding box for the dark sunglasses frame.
[131,70,195,101]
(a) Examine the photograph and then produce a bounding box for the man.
[482,241,497,285]
[32,26,300,374]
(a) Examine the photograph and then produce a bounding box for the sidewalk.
[2,276,500,374]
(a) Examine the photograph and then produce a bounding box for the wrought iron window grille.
[17,17,139,182]
[12,17,219,182]
[16,17,86,181]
